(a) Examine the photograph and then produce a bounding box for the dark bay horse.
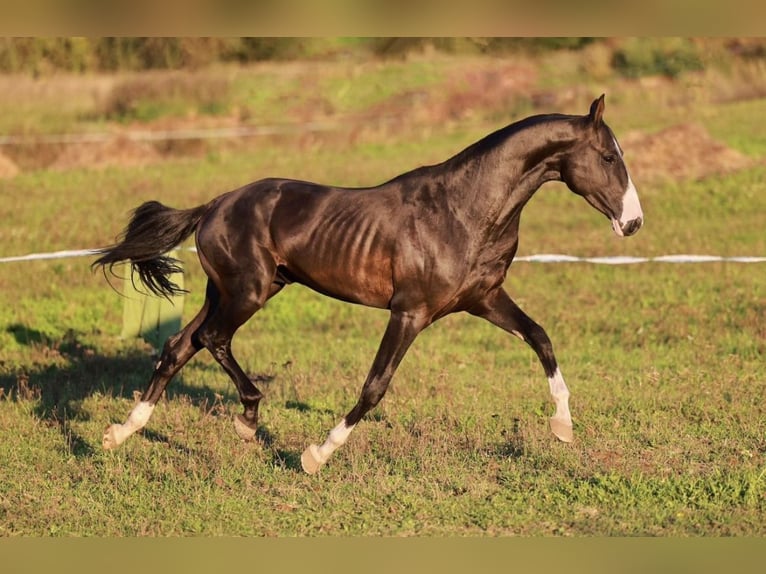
[93,95,643,474]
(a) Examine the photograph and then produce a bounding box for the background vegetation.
[0,37,764,536]
[0,37,759,75]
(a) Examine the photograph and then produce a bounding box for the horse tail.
[92,200,212,298]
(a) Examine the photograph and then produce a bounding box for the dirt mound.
[50,135,162,171]
[362,62,538,126]
[0,151,20,179]
[621,123,757,183]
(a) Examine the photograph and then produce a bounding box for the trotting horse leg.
[102,296,211,450]
[195,279,283,442]
[301,310,428,474]
[470,287,574,443]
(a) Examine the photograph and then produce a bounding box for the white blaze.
[610,136,643,236]
[612,175,643,236]
[620,175,643,225]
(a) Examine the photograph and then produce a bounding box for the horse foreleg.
[470,288,573,443]
[301,310,428,474]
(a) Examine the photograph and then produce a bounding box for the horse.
[93,95,643,474]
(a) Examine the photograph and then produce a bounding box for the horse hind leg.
[103,296,210,450]
[199,327,264,442]
[194,274,283,442]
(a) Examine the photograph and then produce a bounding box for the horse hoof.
[234,415,258,441]
[103,425,121,450]
[550,417,574,443]
[301,444,324,475]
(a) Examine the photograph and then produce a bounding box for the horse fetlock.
[300,420,355,474]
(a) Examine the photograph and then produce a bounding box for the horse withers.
[93,95,643,474]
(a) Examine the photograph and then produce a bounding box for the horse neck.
[443,115,580,230]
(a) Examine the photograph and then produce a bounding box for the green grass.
[1,261,764,535]
[1,56,765,536]
[702,98,766,157]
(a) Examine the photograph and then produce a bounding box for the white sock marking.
[315,420,355,464]
[108,401,155,447]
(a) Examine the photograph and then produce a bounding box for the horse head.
[561,95,643,237]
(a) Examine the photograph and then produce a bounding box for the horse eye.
[603,154,616,164]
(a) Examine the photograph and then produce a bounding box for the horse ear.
[588,94,605,126]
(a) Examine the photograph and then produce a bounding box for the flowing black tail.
[92,200,211,298]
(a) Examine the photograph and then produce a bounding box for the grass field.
[0,48,765,536]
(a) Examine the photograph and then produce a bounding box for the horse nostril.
[623,217,643,236]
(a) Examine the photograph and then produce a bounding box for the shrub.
[92,38,238,71]
[102,71,231,122]
[612,38,705,79]
[0,38,95,74]
[222,38,315,62]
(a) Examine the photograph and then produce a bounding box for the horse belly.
[280,220,396,308]
[268,185,400,308]
[285,251,394,308]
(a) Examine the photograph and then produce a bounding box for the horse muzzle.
[612,216,643,237]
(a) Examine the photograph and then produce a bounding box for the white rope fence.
[0,248,102,264]
[514,254,766,264]
[1,248,764,265]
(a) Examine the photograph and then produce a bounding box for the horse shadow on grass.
[3,324,522,471]
[1,323,312,469]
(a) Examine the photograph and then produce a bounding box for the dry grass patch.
[49,136,163,171]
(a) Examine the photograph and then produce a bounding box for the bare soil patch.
[362,61,539,126]
[0,151,20,178]
[621,123,758,183]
